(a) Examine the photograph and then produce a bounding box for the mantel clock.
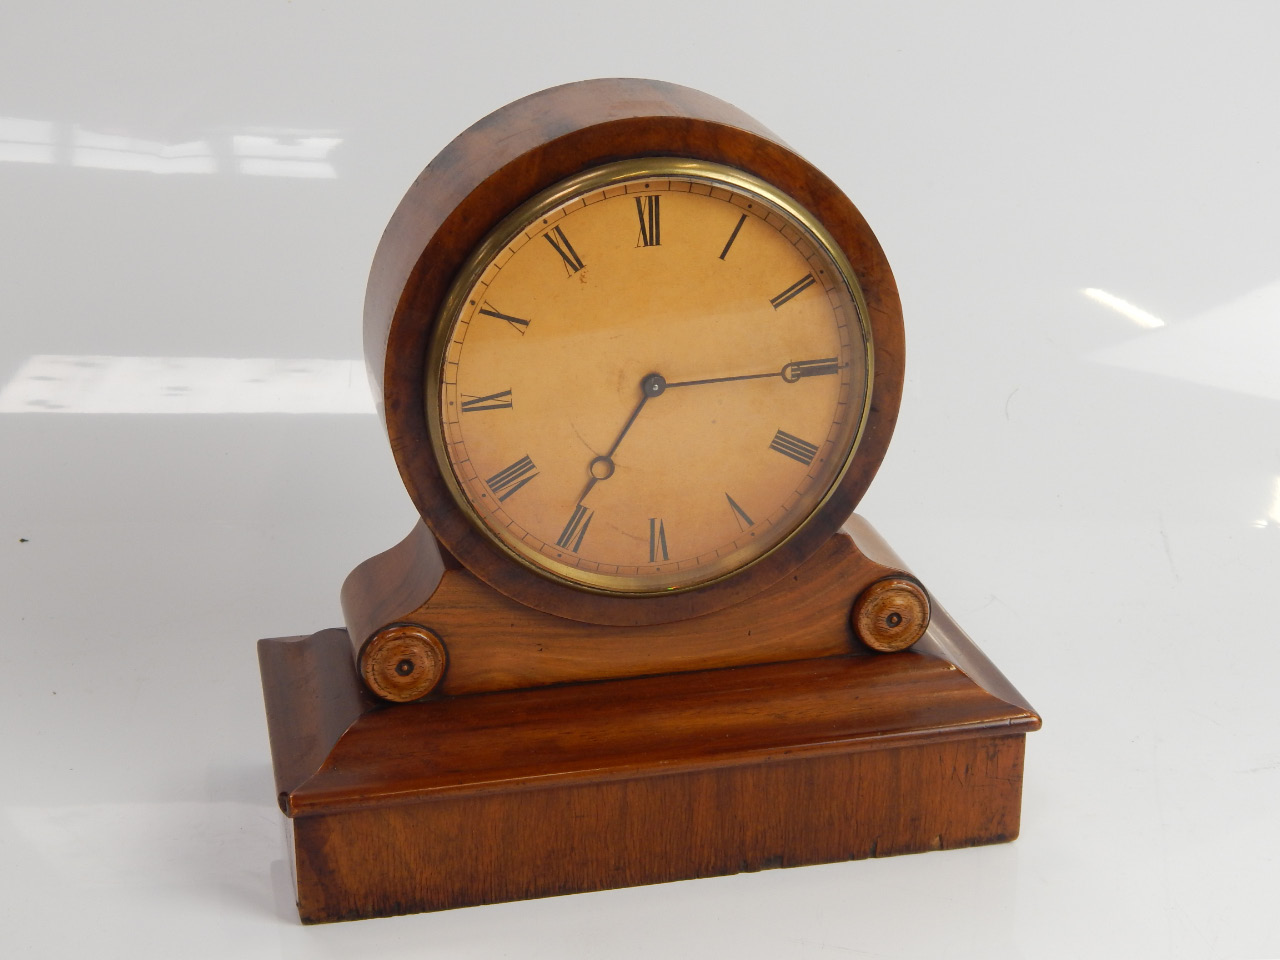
[257,79,1040,924]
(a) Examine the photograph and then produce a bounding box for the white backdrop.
[2,3,1277,957]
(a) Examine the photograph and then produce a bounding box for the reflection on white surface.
[73,128,215,174]
[1083,287,1166,329]
[233,134,341,178]
[0,116,55,164]
[0,355,374,414]
[0,117,341,178]
[1261,477,1280,529]
[1092,280,1280,401]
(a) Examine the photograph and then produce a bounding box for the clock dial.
[434,162,871,594]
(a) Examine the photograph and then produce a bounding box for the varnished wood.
[257,82,1039,924]
[256,628,378,813]
[852,577,931,652]
[366,78,906,625]
[258,584,1040,923]
[338,515,448,651]
[360,624,446,702]
[342,518,913,701]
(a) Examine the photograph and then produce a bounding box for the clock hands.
[664,357,841,390]
[571,361,837,506]
[571,373,666,506]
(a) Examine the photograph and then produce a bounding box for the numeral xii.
[635,196,660,247]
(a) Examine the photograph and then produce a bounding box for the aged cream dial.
[431,160,871,594]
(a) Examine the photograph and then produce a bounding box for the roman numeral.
[719,213,747,260]
[648,518,668,562]
[781,357,839,382]
[460,388,513,412]
[770,273,816,309]
[635,196,660,246]
[556,504,594,552]
[486,455,538,501]
[544,225,584,274]
[477,301,530,334]
[769,429,819,466]
[725,493,754,531]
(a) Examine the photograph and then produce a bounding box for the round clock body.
[366,80,904,626]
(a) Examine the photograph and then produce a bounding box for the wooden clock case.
[257,79,1040,924]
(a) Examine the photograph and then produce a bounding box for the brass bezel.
[426,158,875,596]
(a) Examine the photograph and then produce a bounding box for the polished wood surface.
[256,628,378,814]
[259,590,1039,922]
[267,80,1035,925]
[852,577,931,652]
[341,518,922,701]
[360,624,446,702]
[365,78,906,625]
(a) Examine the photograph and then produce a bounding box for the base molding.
[259,612,1038,923]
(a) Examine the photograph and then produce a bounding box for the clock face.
[431,160,871,595]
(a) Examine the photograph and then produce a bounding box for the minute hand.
[665,357,840,389]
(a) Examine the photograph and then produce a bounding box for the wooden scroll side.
[844,516,1040,718]
[341,521,910,700]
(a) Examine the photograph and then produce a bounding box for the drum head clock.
[257,79,1039,925]
[368,79,905,628]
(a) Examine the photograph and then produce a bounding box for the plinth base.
[258,605,1039,923]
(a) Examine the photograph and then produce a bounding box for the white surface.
[2,3,1277,957]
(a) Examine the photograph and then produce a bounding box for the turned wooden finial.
[361,624,447,702]
[852,578,930,653]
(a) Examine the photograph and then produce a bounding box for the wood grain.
[342,519,916,700]
[360,624,446,702]
[852,577,931,652]
[294,734,1028,922]
[259,591,1040,923]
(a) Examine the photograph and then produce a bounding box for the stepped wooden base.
[258,598,1039,923]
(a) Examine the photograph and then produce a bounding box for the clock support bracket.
[258,518,1040,922]
[339,516,931,703]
